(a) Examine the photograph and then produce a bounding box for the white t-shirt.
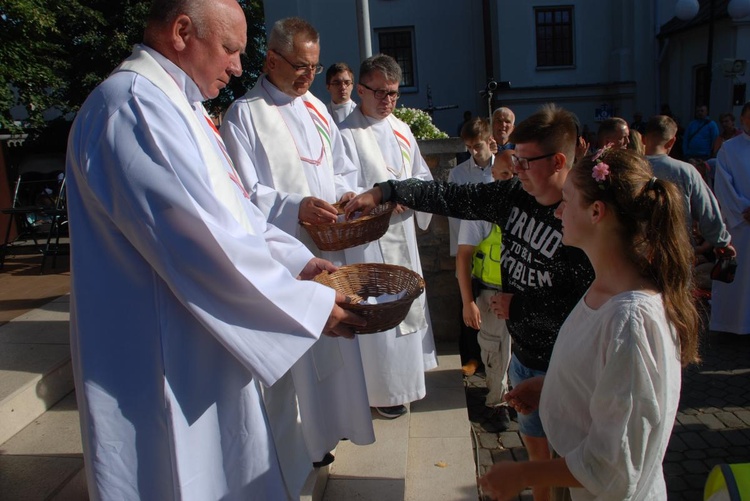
[540,291,682,500]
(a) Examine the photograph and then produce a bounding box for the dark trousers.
[458,310,482,366]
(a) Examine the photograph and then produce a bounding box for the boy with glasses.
[345,103,595,501]
[325,62,357,124]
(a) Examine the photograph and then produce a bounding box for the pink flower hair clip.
[591,143,613,189]
[592,161,610,188]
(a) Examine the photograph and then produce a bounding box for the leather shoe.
[313,452,335,468]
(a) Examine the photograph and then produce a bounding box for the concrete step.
[0,295,72,444]
[323,352,478,501]
[0,297,478,501]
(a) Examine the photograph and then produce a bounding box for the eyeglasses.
[360,82,400,101]
[272,50,323,75]
[328,79,352,87]
[510,152,556,171]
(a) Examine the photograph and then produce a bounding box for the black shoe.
[488,406,511,432]
[375,405,408,419]
[312,452,335,468]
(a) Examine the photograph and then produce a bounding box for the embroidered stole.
[244,77,343,380]
[114,47,256,235]
[243,76,333,196]
[345,110,427,335]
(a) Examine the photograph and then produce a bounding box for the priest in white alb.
[338,54,438,419]
[220,16,374,472]
[65,1,364,499]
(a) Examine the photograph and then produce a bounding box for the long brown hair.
[571,148,700,366]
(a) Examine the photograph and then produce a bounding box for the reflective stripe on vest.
[471,224,503,287]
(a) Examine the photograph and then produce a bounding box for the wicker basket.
[314,263,425,334]
[301,202,395,251]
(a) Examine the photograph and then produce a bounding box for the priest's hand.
[298,258,338,280]
[490,292,513,319]
[323,292,366,339]
[299,196,338,224]
[343,187,383,219]
[504,375,544,415]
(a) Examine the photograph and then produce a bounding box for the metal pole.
[706,0,715,110]
[356,0,373,61]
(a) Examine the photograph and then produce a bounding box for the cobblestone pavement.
[464,330,750,501]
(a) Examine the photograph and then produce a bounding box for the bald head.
[143,0,246,99]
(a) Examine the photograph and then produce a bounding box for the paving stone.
[663,462,685,475]
[510,448,528,462]
[684,449,707,460]
[685,474,708,490]
[714,411,747,428]
[489,448,513,463]
[668,434,688,451]
[498,432,523,449]
[677,414,702,427]
[699,430,731,448]
[734,410,750,426]
[697,413,726,430]
[478,432,499,449]
[664,475,688,491]
[665,451,684,462]
[680,431,710,449]
[477,448,493,468]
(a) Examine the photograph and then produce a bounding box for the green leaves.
[0,0,266,134]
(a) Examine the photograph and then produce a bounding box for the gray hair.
[359,54,402,84]
[268,17,319,54]
[492,107,515,125]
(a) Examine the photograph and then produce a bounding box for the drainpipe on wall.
[356,0,373,61]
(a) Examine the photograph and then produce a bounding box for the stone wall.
[416,138,465,344]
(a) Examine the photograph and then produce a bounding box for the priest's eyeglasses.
[360,83,401,101]
[272,50,324,75]
[510,152,556,171]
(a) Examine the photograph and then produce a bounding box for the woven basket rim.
[300,201,394,229]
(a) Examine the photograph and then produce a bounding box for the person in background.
[597,117,630,149]
[345,103,596,501]
[643,115,733,254]
[627,128,644,155]
[325,62,356,125]
[65,1,363,499]
[713,112,742,156]
[339,53,438,420]
[480,148,700,501]
[492,107,516,152]
[456,157,514,430]
[684,104,719,160]
[711,101,750,336]
[221,16,375,479]
[449,117,500,376]
[457,109,473,137]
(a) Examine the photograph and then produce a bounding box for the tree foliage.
[0,0,266,133]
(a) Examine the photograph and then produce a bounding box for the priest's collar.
[140,44,203,104]
[260,74,299,106]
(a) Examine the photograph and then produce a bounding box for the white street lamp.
[676,0,700,20]
[728,0,750,19]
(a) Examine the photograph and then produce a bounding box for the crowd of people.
[64,0,749,499]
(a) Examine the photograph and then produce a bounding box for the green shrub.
[392,106,449,140]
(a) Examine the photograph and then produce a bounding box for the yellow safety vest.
[471,224,503,287]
